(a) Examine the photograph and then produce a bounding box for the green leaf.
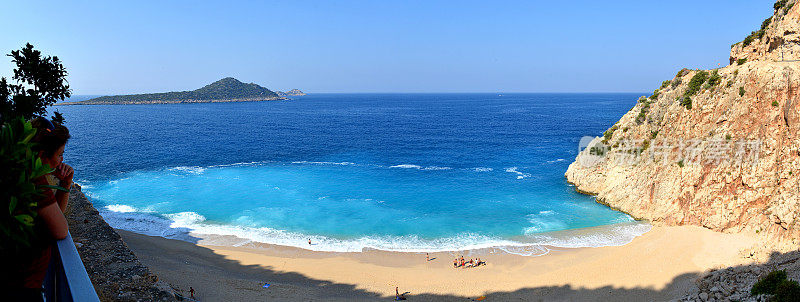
[21,130,36,144]
[9,196,18,214]
[14,215,34,226]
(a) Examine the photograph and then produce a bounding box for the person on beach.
[395,286,406,300]
[426,253,429,262]
[308,239,311,245]
[2,118,72,302]
[190,287,195,299]
[454,258,458,268]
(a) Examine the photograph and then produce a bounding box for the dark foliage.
[685,71,708,96]
[0,118,63,255]
[775,0,788,11]
[708,71,721,87]
[680,96,692,110]
[773,279,800,302]
[752,270,787,295]
[0,43,71,123]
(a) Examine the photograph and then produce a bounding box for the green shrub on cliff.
[772,100,780,107]
[775,0,788,11]
[752,270,787,295]
[737,58,747,65]
[649,89,660,100]
[660,80,671,89]
[774,280,800,302]
[680,96,692,109]
[671,78,682,89]
[739,86,746,97]
[743,32,757,47]
[707,71,721,88]
[761,16,773,31]
[602,125,619,144]
[637,98,652,124]
[685,71,708,96]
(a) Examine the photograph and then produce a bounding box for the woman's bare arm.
[55,186,71,212]
[38,202,68,240]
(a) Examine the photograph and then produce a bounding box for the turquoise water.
[56,93,649,254]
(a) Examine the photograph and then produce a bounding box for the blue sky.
[0,1,775,94]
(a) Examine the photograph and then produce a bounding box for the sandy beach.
[117,225,763,301]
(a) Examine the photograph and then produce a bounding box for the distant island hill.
[58,77,305,105]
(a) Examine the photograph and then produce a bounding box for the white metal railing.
[43,232,100,302]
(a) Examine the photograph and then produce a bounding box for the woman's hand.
[54,163,74,189]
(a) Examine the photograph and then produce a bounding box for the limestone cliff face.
[731,1,800,64]
[566,1,800,244]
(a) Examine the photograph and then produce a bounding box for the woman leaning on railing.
[1,117,73,301]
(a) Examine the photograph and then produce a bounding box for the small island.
[58,77,287,105]
[276,89,306,97]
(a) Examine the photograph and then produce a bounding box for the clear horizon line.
[70,91,649,96]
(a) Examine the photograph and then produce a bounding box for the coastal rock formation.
[66,185,177,301]
[276,89,306,97]
[730,0,800,64]
[59,77,287,105]
[566,1,800,245]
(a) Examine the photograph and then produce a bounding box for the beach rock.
[565,0,800,247]
[700,292,709,301]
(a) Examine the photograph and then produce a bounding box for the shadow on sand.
[119,230,800,302]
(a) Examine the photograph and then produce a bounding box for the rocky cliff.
[66,185,177,301]
[566,0,800,246]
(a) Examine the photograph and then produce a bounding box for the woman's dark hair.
[30,117,70,157]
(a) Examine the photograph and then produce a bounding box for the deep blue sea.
[54,93,650,255]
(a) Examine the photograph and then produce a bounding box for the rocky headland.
[566,1,800,301]
[567,0,799,246]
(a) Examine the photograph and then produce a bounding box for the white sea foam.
[473,167,493,172]
[546,158,566,163]
[207,161,272,168]
[168,166,207,174]
[389,164,423,169]
[389,164,452,170]
[105,204,137,213]
[422,166,452,171]
[525,222,652,248]
[98,209,198,242]
[99,208,652,255]
[504,167,531,179]
[291,161,356,166]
